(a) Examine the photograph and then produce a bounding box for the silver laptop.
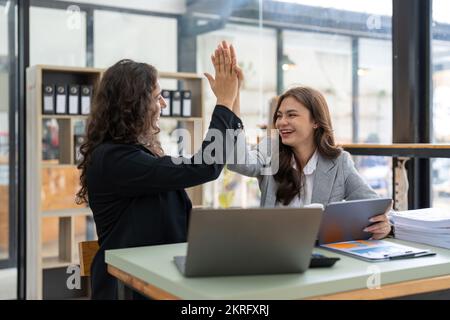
[174,207,323,277]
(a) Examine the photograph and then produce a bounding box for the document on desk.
[321,240,435,262]
[390,208,450,249]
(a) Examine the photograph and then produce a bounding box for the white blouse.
[277,150,319,208]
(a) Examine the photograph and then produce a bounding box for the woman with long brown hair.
[228,85,392,241]
[77,42,242,299]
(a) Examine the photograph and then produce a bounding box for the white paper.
[391,208,450,227]
[81,96,91,114]
[392,208,450,249]
[182,99,191,117]
[172,100,181,116]
[56,94,66,114]
[69,95,79,114]
[161,101,171,116]
[43,95,54,112]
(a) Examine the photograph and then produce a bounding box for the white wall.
[359,38,392,143]
[0,5,8,57]
[283,30,353,142]
[30,7,86,67]
[94,10,177,71]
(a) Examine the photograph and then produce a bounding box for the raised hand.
[230,43,244,90]
[229,42,243,117]
[204,41,239,111]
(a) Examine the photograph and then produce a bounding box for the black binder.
[42,84,55,114]
[171,90,182,117]
[181,90,192,117]
[161,90,171,117]
[55,85,68,114]
[80,85,92,115]
[68,85,80,115]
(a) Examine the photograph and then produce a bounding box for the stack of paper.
[390,208,450,249]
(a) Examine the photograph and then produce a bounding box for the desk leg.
[108,265,179,300]
[117,280,134,300]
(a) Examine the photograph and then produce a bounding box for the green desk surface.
[105,239,450,299]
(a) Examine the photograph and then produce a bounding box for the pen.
[386,251,435,260]
[388,252,418,260]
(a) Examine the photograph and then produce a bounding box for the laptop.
[317,198,392,245]
[174,207,323,277]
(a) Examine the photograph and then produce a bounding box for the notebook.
[320,240,435,262]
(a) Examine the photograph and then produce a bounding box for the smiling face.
[274,96,318,149]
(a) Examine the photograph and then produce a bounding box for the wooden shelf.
[42,114,88,120]
[26,65,103,299]
[41,115,200,122]
[341,144,450,158]
[159,71,203,80]
[42,256,72,269]
[341,143,450,149]
[42,207,92,218]
[33,64,103,74]
[161,116,202,122]
[27,65,205,299]
[41,163,76,168]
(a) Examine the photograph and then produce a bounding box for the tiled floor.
[0,268,16,300]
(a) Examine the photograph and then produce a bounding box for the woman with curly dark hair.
[77,42,242,299]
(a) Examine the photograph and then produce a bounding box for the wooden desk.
[106,239,450,300]
[341,143,450,158]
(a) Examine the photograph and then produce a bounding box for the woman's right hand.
[204,41,239,110]
[230,44,244,90]
[230,42,243,117]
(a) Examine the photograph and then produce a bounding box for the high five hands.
[204,40,243,117]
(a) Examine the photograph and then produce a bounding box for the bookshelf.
[26,65,205,299]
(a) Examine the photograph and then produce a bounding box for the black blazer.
[87,105,242,299]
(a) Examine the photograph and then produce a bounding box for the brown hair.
[273,87,341,205]
[76,59,163,204]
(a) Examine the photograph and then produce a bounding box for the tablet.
[317,198,392,245]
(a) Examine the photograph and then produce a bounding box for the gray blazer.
[227,137,379,207]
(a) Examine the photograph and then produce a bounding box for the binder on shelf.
[55,85,67,114]
[171,90,182,117]
[181,90,192,117]
[42,84,55,114]
[80,85,93,115]
[161,90,171,117]
[68,85,80,115]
